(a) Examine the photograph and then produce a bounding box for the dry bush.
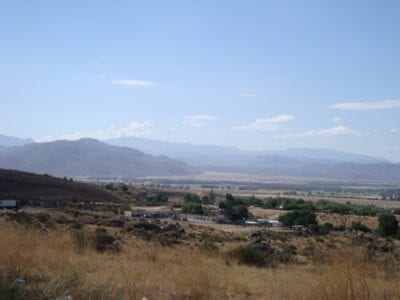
[0,220,400,299]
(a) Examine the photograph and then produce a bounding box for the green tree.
[223,194,248,221]
[182,202,204,215]
[279,210,316,227]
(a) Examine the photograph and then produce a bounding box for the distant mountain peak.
[0,133,35,147]
[0,138,197,178]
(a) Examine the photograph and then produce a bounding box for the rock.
[104,219,125,228]
[246,239,274,254]
[160,231,181,239]
[249,231,262,239]
[130,222,162,233]
[162,223,185,234]
[393,248,400,259]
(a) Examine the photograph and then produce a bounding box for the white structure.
[124,211,132,217]
[245,220,259,226]
[267,220,283,228]
[0,200,17,209]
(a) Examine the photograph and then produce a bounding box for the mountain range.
[0,138,196,178]
[0,134,399,181]
[106,136,388,165]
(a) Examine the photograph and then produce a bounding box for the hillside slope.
[0,169,120,202]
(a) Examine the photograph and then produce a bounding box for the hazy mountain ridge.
[0,139,197,178]
[106,137,400,181]
[106,137,389,164]
[0,133,35,147]
[0,135,398,181]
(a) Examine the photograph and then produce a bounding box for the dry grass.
[0,220,400,299]
[317,212,379,230]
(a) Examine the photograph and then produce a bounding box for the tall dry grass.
[0,220,399,299]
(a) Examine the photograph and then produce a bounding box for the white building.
[0,200,17,209]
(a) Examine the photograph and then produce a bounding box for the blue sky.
[1,0,400,161]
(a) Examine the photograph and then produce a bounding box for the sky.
[0,0,400,161]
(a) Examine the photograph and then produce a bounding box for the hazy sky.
[1,1,400,161]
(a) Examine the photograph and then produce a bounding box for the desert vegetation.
[1,209,400,300]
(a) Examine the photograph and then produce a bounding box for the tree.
[184,193,201,203]
[378,213,399,237]
[201,195,213,204]
[223,194,248,221]
[228,205,248,221]
[182,202,204,215]
[279,210,316,227]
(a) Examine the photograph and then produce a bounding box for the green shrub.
[0,279,25,300]
[378,214,399,237]
[319,223,334,235]
[351,221,371,233]
[6,212,33,225]
[36,213,51,223]
[228,246,266,267]
[94,228,117,252]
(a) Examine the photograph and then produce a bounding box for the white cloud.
[390,128,398,133]
[183,114,217,128]
[110,79,156,87]
[332,117,341,123]
[329,100,400,110]
[56,121,151,141]
[284,125,360,138]
[231,114,294,131]
[237,93,258,97]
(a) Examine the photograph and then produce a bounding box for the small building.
[256,219,272,226]
[267,220,283,228]
[292,225,308,232]
[244,220,259,226]
[0,200,17,209]
[124,211,133,217]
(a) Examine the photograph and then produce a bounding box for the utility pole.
[215,198,220,222]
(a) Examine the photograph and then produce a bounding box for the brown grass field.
[1,219,400,300]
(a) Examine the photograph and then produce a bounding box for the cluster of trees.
[278,210,316,227]
[249,196,391,217]
[316,200,386,216]
[220,194,249,221]
[181,194,204,215]
[147,194,169,204]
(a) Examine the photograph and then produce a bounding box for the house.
[0,200,17,209]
